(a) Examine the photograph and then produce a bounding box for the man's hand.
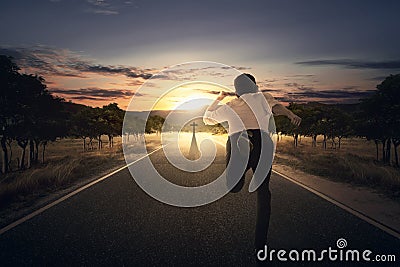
[217,91,229,101]
[288,113,302,127]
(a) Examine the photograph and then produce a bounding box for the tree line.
[274,74,400,167]
[1,55,399,173]
[0,55,177,174]
[0,56,147,174]
[1,55,66,173]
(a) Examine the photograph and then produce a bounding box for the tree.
[332,109,353,148]
[123,114,145,141]
[102,103,124,148]
[359,74,400,165]
[70,106,97,151]
[0,56,67,170]
[31,94,67,163]
[0,55,20,173]
[282,103,303,147]
[70,103,124,151]
[356,98,385,161]
[15,74,67,168]
[145,115,165,134]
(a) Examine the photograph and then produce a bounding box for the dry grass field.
[0,134,164,214]
[0,137,125,211]
[274,135,400,198]
[0,132,398,226]
[190,132,400,198]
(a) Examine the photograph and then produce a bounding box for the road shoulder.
[272,163,400,235]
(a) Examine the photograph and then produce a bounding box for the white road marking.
[273,169,400,240]
[1,139,399,241]
[0,146,164,235]
[213,137,400,239]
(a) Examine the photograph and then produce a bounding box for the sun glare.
[152,82,233,111]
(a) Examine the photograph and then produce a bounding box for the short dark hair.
[244,73,256,84]
[234,73,258,96]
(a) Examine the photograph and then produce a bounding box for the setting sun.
[151,82,233,111]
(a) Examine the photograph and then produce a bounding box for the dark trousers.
[226,130,272,250]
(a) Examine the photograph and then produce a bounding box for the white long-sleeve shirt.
[203,92,279,135]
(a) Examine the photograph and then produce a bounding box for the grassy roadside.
[274,135,400,199]
[204,133,400,199]
[0,135,161,227]
[1,133,398,228]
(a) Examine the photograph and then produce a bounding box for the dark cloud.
[92,9,119,15]
[50,87,143,100]
[341,86,359,90]
[259,83,274,88]
[0,46,154,79]
[0,47,87,78]
[153,68,198,80]
[232,66,252,71]
[126,72,153,79]
[151,73,172,80]
[74,63,153,79]
[200,85,372,104]
[84,0,136,15]
[151,65,232,81]
[367,75,389,81]
[285,74,315,78]
[284,82,301,87]
[132,92,144,97]
[284,83,315,91]
[296,59,400,70]
[125,80,145,87]
[83,64,131,74]
[298,86,315,91]
[260,88,279,92]
[285,88,373,103]
[258,79,278,88]
[69,96,105,101]
[220,65,251,71]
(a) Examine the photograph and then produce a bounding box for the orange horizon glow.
[26,63,379,111]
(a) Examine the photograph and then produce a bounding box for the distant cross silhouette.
[189,121,200,159]
[191,122,198,135]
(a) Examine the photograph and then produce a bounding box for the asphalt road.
[0,143,399,266]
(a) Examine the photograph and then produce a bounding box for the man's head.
[234,73,259,96]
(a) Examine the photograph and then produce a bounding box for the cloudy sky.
[1,0,399,110]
